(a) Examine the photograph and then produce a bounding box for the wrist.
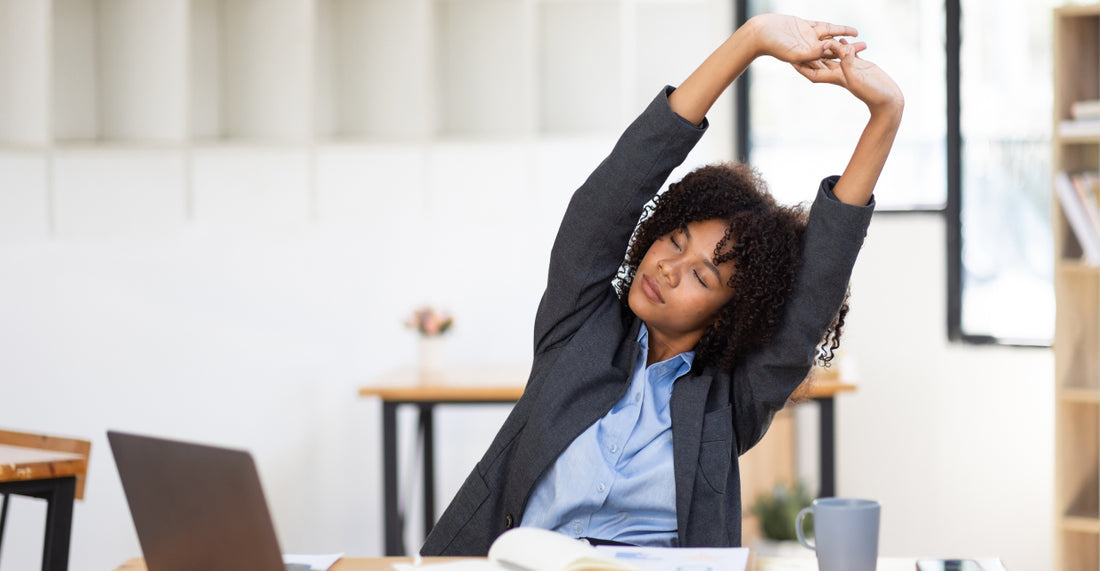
[738,15,768,59]
[868,97,904,124]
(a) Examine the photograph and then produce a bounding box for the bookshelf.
[1054,5,1100,570]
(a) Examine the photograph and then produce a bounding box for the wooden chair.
[0,429,91,571]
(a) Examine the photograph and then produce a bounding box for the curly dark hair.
[618,162,848,371]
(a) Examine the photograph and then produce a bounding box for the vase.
[418,336,446,384]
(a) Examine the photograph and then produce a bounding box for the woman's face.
[628,218,737,350]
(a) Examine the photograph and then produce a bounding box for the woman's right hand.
[747,14,857,64]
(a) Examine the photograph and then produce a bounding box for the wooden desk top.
[114,557,451,571]
[359,365,531,402]
[0,443,87,483]
[359,384,526,402]
[359,366,855,403]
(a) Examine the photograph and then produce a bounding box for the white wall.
[834,213,1054,570]
[0,154,1055,571]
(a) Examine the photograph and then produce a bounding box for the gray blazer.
[420,87,874,556]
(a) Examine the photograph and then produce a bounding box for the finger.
[821,38,848,59]
[823,38,866,60]
[812,21,858,40]
[792,60,846,87]
[823,38,849,59]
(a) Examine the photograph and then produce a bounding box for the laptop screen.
[108,431,287,571]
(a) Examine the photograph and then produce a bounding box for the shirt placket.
[578,354,647,537]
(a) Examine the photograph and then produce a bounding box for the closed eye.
[694,269,708,288]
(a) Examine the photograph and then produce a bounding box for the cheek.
[693,289,734,319]
[626,282,641,310]
[681,291,720,319]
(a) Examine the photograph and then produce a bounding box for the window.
[739,0,1055,345]
[950,0,1055,345]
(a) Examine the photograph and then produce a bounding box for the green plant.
[751,481,814,541]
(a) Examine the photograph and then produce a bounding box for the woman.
[421,13,903,555]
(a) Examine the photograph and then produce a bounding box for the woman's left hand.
[793,39,904,115]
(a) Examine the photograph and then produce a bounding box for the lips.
[640,274,665,304]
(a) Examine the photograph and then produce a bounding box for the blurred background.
[0,0,1060,569]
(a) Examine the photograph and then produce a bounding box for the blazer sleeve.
[532,86,707,355]
[731,176,874,455]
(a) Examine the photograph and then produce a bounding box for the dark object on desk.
[917,559,984,571]
[108,430,302,571]
[0,429,90,571]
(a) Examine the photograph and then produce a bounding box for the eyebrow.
[682,225,724,284]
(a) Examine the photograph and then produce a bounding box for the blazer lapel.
[670,370,712,545]
[508,317,643,505]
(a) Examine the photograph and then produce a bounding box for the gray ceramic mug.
[795,498,881,571]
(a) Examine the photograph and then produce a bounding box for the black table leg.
[818,396,836,498]
[0,493,8,561]
[40,477,75,571]
[382,401,403,556]
[0,476,77,571]
[420,404,436,540]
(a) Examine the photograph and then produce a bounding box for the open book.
[400,527,749,571]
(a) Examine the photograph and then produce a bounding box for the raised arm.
[669,14,858,125]
[793,38,904,205]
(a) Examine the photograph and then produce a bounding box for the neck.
[644,324,700,367]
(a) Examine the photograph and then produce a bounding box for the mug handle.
[795,506,814,550]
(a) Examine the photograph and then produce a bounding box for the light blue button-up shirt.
[520,323,693,546]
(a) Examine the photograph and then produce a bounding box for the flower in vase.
[405,306,454,337]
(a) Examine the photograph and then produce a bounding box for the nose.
[657,258,681,287]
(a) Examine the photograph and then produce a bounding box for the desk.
[115,556,1004,571]
[0,442,88,571]
[359,368,854,556]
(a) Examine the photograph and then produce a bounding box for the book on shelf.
[1071,171,1100,234]
[1071,99,1100,120]
[397,528,749,571]
[1055,171,1100,265]
[1059,117,1100,137]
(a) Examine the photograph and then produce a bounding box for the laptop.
[108,430,303,571]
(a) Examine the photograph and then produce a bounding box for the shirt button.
[634,393,642,403]
[597,482,606,492]
[609,444,618,453]
[505,514,514,529]
[574,522,583,535]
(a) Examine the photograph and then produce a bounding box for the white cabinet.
[2,0,724,147]
[0,0,730,236]
[53,0,189,143]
